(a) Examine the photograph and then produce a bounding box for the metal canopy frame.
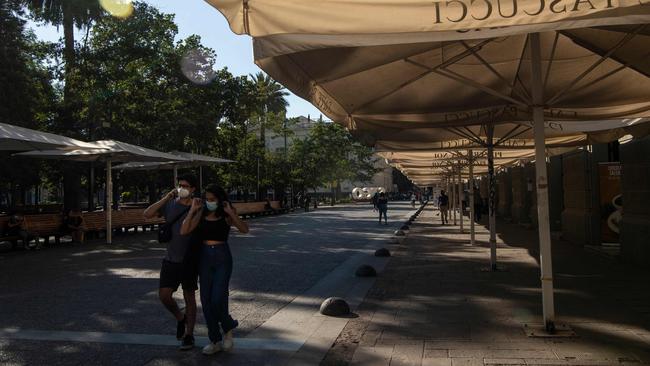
[379,28,647,332]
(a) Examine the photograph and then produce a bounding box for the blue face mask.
[205,201,218,211]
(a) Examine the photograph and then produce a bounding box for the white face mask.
[205,201,218,211]
[177,187,191,198]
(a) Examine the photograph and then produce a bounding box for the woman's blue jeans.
[199,243,238,342]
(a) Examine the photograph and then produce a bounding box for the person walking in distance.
[438,190,449,225]
[377,192,389,225]
[473,188,483,223]
[143,174,200,351]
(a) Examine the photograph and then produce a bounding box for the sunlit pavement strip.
[0,328,303,351]
[249,207,420,364]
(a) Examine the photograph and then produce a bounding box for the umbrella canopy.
[206,1,650,130]
[206,0,650,332]
[369,118,650,152]
[169,151,233,164]
[254,29,650,131]
[113,151,233,170]
[0,122,97,151]
[112,151,234,189]
[208,0,650,41]
[14,140,188,163]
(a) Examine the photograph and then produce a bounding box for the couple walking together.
[143,174,249,355]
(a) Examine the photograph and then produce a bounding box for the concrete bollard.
[355,264,377,277]
[320,297,351,316]
[375,248,391,257]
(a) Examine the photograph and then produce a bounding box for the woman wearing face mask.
[180,184,249,355]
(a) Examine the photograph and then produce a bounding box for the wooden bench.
[23,214,65,246]
[83,209,165,235]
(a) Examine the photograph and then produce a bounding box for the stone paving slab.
[322,204,650,366]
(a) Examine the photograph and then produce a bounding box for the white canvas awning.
[113,151,233,170]
[0,122,97,151]
[208,0,650,51]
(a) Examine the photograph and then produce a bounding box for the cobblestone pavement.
[0,202,414,365]
[322,205,650,366]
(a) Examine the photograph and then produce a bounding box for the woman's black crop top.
[200,216,230,242]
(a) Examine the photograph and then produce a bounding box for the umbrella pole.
[106,159,113,244]
[173,166,178,186]
[469,150,475,245]
[531,32,556,331]
[458,165,463,233]
[487,125,497,270]
[89,166,95,211]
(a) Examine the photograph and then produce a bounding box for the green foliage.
[288,122,380,192]
[2,1,381,207]
[0,0,57,201]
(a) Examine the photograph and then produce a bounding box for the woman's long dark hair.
[204,184,229,216]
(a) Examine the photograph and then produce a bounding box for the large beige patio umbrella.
[206,0,650,331]
[375,113,646,267]
[0,122,97,151]
[15,140,188,244]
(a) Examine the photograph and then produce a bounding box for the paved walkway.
[323,204,650,366]
[0,202,416,365]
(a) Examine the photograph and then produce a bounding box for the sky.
[27,0,324,119]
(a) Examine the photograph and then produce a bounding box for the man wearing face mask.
[144,174,199,351]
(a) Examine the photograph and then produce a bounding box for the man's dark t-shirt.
[161,199,192,263]
[377,197,388,209]
[439,195,449,206]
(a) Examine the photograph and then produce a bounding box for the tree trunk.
[62,3,82,211]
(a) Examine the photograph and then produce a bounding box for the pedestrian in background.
[438,191,449,225]
[474,188,482,223]
[377,192,389,225]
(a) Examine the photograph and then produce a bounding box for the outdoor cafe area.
[0,122,290,251]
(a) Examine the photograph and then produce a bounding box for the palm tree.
[24,0,102,131]
[249,72,289,145]
[249,72,289,200]
[23,0,103,210]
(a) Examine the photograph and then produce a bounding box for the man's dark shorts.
[159,259,198,291]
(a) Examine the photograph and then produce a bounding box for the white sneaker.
[223,331,234,351]
[202,342,222,355]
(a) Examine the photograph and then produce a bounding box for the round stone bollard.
[355,264,377,277]
[320,297,350,316]
[394,230,405,236]
[375,248,391,257]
